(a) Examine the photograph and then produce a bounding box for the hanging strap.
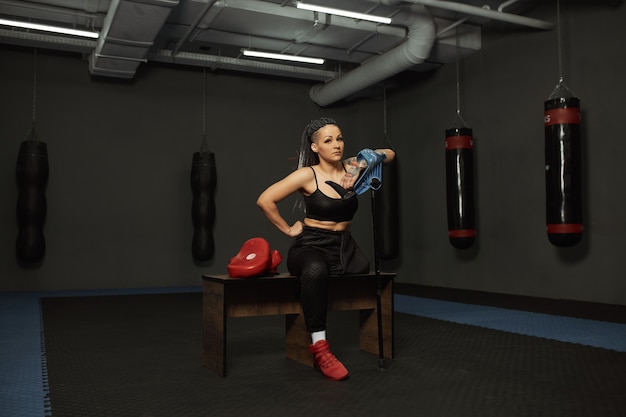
[199,68,211,155]
[25,49,39,143]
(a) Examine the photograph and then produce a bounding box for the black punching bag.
[544,86,583,247]
[16,140,49,265]
[445,127,475,249]
[191,151,217,261]
[373,155,399,260]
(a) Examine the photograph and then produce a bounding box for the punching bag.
[544,81,583,247]
[191,151,217,261]
[373,155,400,260]
[16,139,49,265]
[445,126,475,249]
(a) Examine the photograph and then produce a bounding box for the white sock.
[311,331,326,344]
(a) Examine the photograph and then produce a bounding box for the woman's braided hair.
[297,117,337,169]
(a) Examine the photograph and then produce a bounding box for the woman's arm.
[256,168,310,237]
[340,148,396,190]
[376,148,396,162]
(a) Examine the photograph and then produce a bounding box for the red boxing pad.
[227,237,282,278]
[269,249,282,274]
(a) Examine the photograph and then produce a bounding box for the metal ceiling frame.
[0,0,553,105]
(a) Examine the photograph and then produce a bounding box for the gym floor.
[1,284,625,417]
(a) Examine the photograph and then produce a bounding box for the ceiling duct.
[88,0,179,78]
[309,4,436,106]
[308,0,553,106]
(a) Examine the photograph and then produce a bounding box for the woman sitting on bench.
[257,117,395,380]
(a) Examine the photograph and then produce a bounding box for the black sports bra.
[303,167,358,222]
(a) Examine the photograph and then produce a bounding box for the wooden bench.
[201,272,395,376]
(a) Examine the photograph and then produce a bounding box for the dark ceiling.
[0,0,551,105]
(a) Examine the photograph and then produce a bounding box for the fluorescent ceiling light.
[0,18,99,39]
[242,50,325,65]
[296,2,392,25]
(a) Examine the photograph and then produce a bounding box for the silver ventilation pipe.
[309,4,436,106]
[309,0,553,106]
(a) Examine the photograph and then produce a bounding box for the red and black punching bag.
[191,151,217,261]
[16,139,49,265]
[445,126,475,249]
[373,155,399,260]
[544,84,583,247]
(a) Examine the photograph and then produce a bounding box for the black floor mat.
[41,293,626,417]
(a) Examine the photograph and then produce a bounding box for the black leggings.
[287,226,370,333]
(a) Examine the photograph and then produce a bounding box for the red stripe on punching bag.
[544,97,583,247]
[544,108,580,126]
[546,224,583,234]
[445,127,476,249]
[445,135,473,149]
[448,229,476,238]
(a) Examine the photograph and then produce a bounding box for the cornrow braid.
[297,117,337,169]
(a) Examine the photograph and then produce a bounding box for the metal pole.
[371,189,385,370]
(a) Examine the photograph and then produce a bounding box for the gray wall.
[385,2,626,305]
[0,45,382,292]
[1,2,625,306]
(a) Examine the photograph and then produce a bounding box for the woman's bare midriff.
[304,217,352,232]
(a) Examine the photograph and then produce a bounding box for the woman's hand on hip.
[288,221,304,237]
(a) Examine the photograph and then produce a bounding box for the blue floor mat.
[0,293,49,417]
[0,287,200,417]
[395,294,626,352]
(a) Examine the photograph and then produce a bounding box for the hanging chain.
[383,87,387,136]
[202,68,206,143]
[380,86,394,148]
[455,26,461,115]
[556,0,563,81]
[26,49,38,142]
[200,68,210,154]
[32,49,37,126]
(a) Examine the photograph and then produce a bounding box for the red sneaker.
[308,340,349,381]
